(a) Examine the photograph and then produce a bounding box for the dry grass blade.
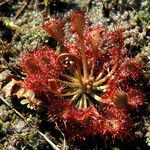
[0,95,61,150]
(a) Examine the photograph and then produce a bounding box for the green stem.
[93,62,118,87]
[90,93,102,102]
[78,36,88,81]
[71,94,80,102]
[61,74,79,83]
[57,79,79,87]
[75,62,84,89]
[93,85,108,91]
[82,93,87,109]
[78,98,82,109]
[89,60,95,79]
[95,69,104,81]
[57,89,82,96]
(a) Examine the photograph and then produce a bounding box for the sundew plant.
[20,12,144,141]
